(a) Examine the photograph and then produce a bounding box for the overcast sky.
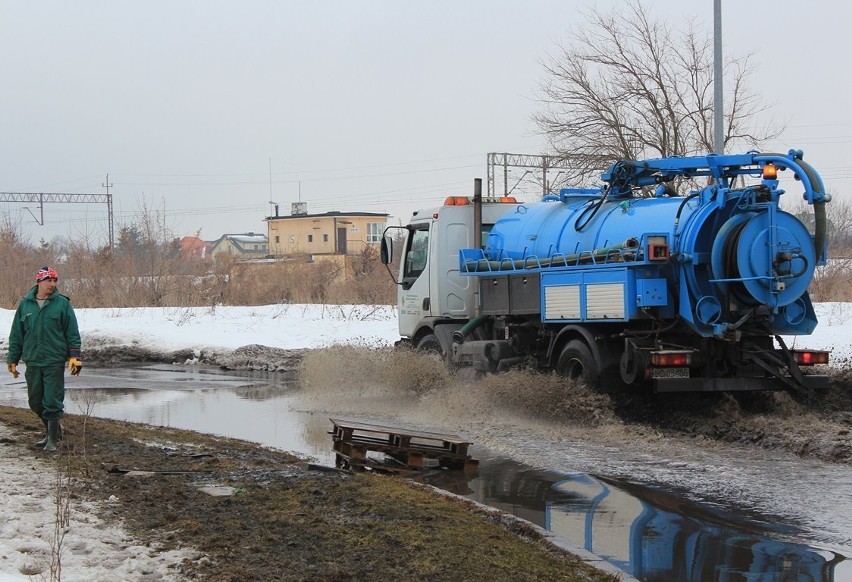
[1,1,850,247]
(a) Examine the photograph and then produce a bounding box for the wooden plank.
[329,418,469,445]
[330,418,477,472]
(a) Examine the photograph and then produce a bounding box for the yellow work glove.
[7,363,19,378]
[68,358,83,376]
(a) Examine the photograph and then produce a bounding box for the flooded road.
[1,364,849,581]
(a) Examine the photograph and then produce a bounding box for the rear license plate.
[651,367,689,379]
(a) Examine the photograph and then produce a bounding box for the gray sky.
[1,1,850,247]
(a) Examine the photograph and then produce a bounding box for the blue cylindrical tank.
[485,186,817,312]
[487,194,683,259]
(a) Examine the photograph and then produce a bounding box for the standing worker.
[6,266,82,452]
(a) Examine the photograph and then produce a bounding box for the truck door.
[398,222,431,337]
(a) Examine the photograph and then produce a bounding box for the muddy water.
[1,364,849,581]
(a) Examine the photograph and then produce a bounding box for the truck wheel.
[556,339,600,389]
[416,333,460,372]
[416,334,443,357]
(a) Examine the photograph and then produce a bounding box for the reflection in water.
[421,460,845,581]
[0,366,338,465]
[550,474,844,581]
[0,365,848,581]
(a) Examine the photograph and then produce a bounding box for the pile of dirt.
[607,372,852,464]
[81,341,305,374]
[0,406,619,582]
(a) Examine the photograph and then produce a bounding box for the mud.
[296,346,852,465]
[83,341,304,374]
[84,340,852,465]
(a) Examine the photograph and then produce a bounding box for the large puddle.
[1,364,849,581]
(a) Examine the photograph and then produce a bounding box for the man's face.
[37,277,57,296]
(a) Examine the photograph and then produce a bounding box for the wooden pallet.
[330,418,478,474]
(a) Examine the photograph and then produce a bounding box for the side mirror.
[380,235,393,265]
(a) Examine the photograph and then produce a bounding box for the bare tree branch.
[533,0,783,183]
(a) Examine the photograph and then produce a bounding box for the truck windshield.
[404,225,429,279]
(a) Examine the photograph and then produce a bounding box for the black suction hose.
[760,152,828,261]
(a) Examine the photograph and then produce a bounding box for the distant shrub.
[810,259,852,302]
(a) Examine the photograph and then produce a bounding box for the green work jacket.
[7,286,82,367]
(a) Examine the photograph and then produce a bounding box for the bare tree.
[533,0,781,183]
[0,213,40,307]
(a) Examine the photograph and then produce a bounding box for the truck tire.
[416,334,443,357]
[556,339,600,389]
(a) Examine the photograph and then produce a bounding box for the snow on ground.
[0,423,198,582]
[72,303,399,352]
[0,301,851,580]
[0,303,399,362]
[1,301,850,362]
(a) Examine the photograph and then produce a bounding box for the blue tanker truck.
[381,150,831,393]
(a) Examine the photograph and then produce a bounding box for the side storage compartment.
[509,273,540,314]
[480,273,541,315]
[480,276,509,315]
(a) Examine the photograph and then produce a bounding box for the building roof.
[266,211,389,221]
[179,236,207,249]
[211,232,267,242]
[223,233,268,244]
[210,233,269,254]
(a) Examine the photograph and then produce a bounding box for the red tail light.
[793,351,829,365]
[651,351,691,366]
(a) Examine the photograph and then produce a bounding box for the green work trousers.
[25,365,66,420]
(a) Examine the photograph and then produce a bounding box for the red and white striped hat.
[36,266,58,282]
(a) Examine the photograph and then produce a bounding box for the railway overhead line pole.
[0,189,115,250]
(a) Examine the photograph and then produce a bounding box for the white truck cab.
[382,194,520,352]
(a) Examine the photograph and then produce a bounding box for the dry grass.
[2,200,851,310]
[0,213,396,309]
[810,258,852,302]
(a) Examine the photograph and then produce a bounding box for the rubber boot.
[36,418,62,447]
[44,420,60,453]
[36,417,49,447]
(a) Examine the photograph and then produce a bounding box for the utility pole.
[102,173,115,250]
[713,0,724,154]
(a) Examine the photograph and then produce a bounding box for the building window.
[323,234,329,242]
[275,236,280,243]
[308,234,313,243]
[367,222,385,243]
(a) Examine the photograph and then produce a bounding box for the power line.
[116,163,481,188]
[114,153,484,179]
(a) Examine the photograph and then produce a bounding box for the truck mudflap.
[651,375,829,393]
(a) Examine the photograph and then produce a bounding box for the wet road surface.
[1,364,849,581]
